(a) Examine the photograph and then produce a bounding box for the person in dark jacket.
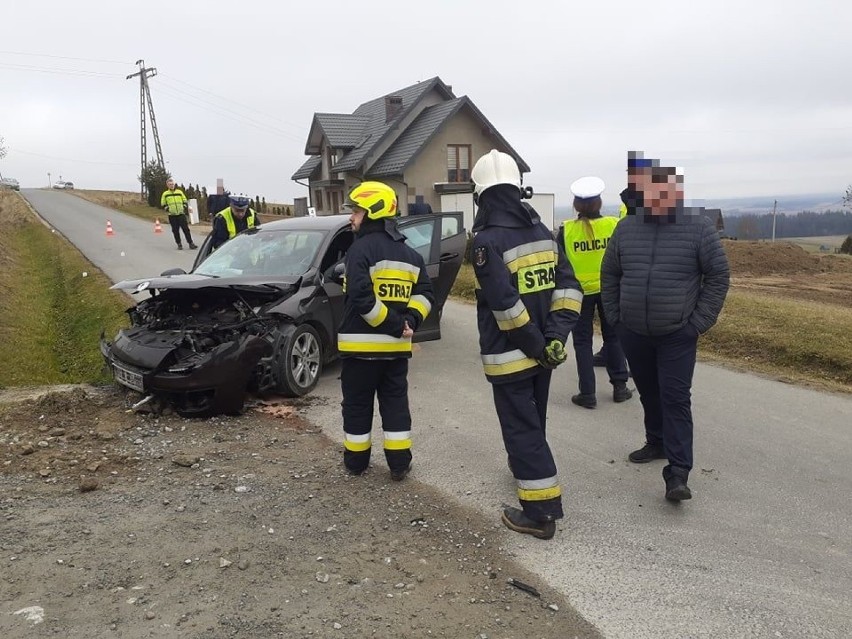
[338,181,434,482]
[471,150,582,539]
[601,152,730,502]
[212,194,260,250]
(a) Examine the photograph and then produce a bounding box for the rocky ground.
[0,387,601,639]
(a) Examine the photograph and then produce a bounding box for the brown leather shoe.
[501,507,556,540]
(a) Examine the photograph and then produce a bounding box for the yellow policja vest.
[563,216,619,295]
[218,207,257,239]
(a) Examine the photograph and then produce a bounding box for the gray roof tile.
[369,100,463,176]
[315,113,370,148]
[332,77,449,173]
[291,155,321,180]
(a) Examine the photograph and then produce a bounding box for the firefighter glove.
[538,339,567,369]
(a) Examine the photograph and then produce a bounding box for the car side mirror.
[160,267,187,276]
[325,261,345,284]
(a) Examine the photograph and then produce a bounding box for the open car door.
[397,213,465,342]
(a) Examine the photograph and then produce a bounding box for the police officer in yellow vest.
[558,176,632,409]
[161,178,197,250]
[212,194,260,250]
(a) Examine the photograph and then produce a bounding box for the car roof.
[257,214,350,232]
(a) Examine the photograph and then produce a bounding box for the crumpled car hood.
[111,274,301,294]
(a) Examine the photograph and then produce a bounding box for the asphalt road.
[23,190,852,639]
[21,189,203,282]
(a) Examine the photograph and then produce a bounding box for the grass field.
[450,261,852,393]
[0,191,130,388]
[785,234,850,255]
[70,189,295,224]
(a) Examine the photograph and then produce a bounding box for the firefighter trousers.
[492,369,563,522]
[341,357,412,474]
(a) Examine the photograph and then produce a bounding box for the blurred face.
[166,179,175,190]
[232,206,248,219]
[642,170,683,215]
[348,207,366,231]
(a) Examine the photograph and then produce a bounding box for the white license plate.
[113,363,144,392]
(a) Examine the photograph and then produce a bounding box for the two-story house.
[291,76,529,216]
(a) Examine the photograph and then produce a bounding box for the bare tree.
[843,185,852,211]
[0,135,7,161]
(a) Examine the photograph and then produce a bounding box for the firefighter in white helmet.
[470,150,582,539]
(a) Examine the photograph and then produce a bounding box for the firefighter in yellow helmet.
[338,181,435,481]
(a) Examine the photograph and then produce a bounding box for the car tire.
[277,324,323,397]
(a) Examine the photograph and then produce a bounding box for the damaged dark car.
[100,213,465,416]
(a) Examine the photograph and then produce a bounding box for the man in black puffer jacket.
[601,152,730,502]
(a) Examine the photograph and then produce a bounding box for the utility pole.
[47,172,51,188]
[126,59,165,198]
[771,199,777,242]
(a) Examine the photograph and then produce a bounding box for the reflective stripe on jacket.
[337,226,434,359]
[473,224,582,384]
[560,216,619,295]
[161,189,187,216]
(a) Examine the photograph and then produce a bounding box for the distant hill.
[555,193,844,225]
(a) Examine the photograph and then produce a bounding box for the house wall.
[403,106,514,213]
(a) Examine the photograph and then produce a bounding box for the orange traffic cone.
[154,218,163,234]
[105,220,115,237]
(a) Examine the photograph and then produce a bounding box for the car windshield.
[195,229,327,278]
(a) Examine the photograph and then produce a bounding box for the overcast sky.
[1,0,850,208]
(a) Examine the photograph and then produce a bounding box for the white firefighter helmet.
[471,149,521,198]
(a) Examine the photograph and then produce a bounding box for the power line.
[153,83,303,141]
[9,148,137,167]
[0,50,131,65]
[0,62,124,78]
[159,72,304,132]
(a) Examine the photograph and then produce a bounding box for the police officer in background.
[601,152,730,501]
[161,178,197,250]
[558,176,631,409]
[470,150,582,540]
[338,181,434,481]
[212,194,260,250]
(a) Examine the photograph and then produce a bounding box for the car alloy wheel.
[278,323,323,397]
[291,329,320,389]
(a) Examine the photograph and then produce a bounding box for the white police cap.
[570,176,605,199]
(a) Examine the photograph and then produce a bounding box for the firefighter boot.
[501,507,556,540]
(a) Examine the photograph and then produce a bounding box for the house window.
[314,190,324,210]
[447,145,471,183]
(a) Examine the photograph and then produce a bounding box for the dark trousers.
[341,357,411,473]
[168,214,193,246]
[617,324,698,475]
[492,370,563,522]
[572,293,628,395]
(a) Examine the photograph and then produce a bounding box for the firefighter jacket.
[161,188,188,216]
[212,207,259,249]
[337,218,434,359]
[471,185,583,384]
[559,215,620,295]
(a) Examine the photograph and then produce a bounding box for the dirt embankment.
[0,387,600,639]
[723,240,852,306]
